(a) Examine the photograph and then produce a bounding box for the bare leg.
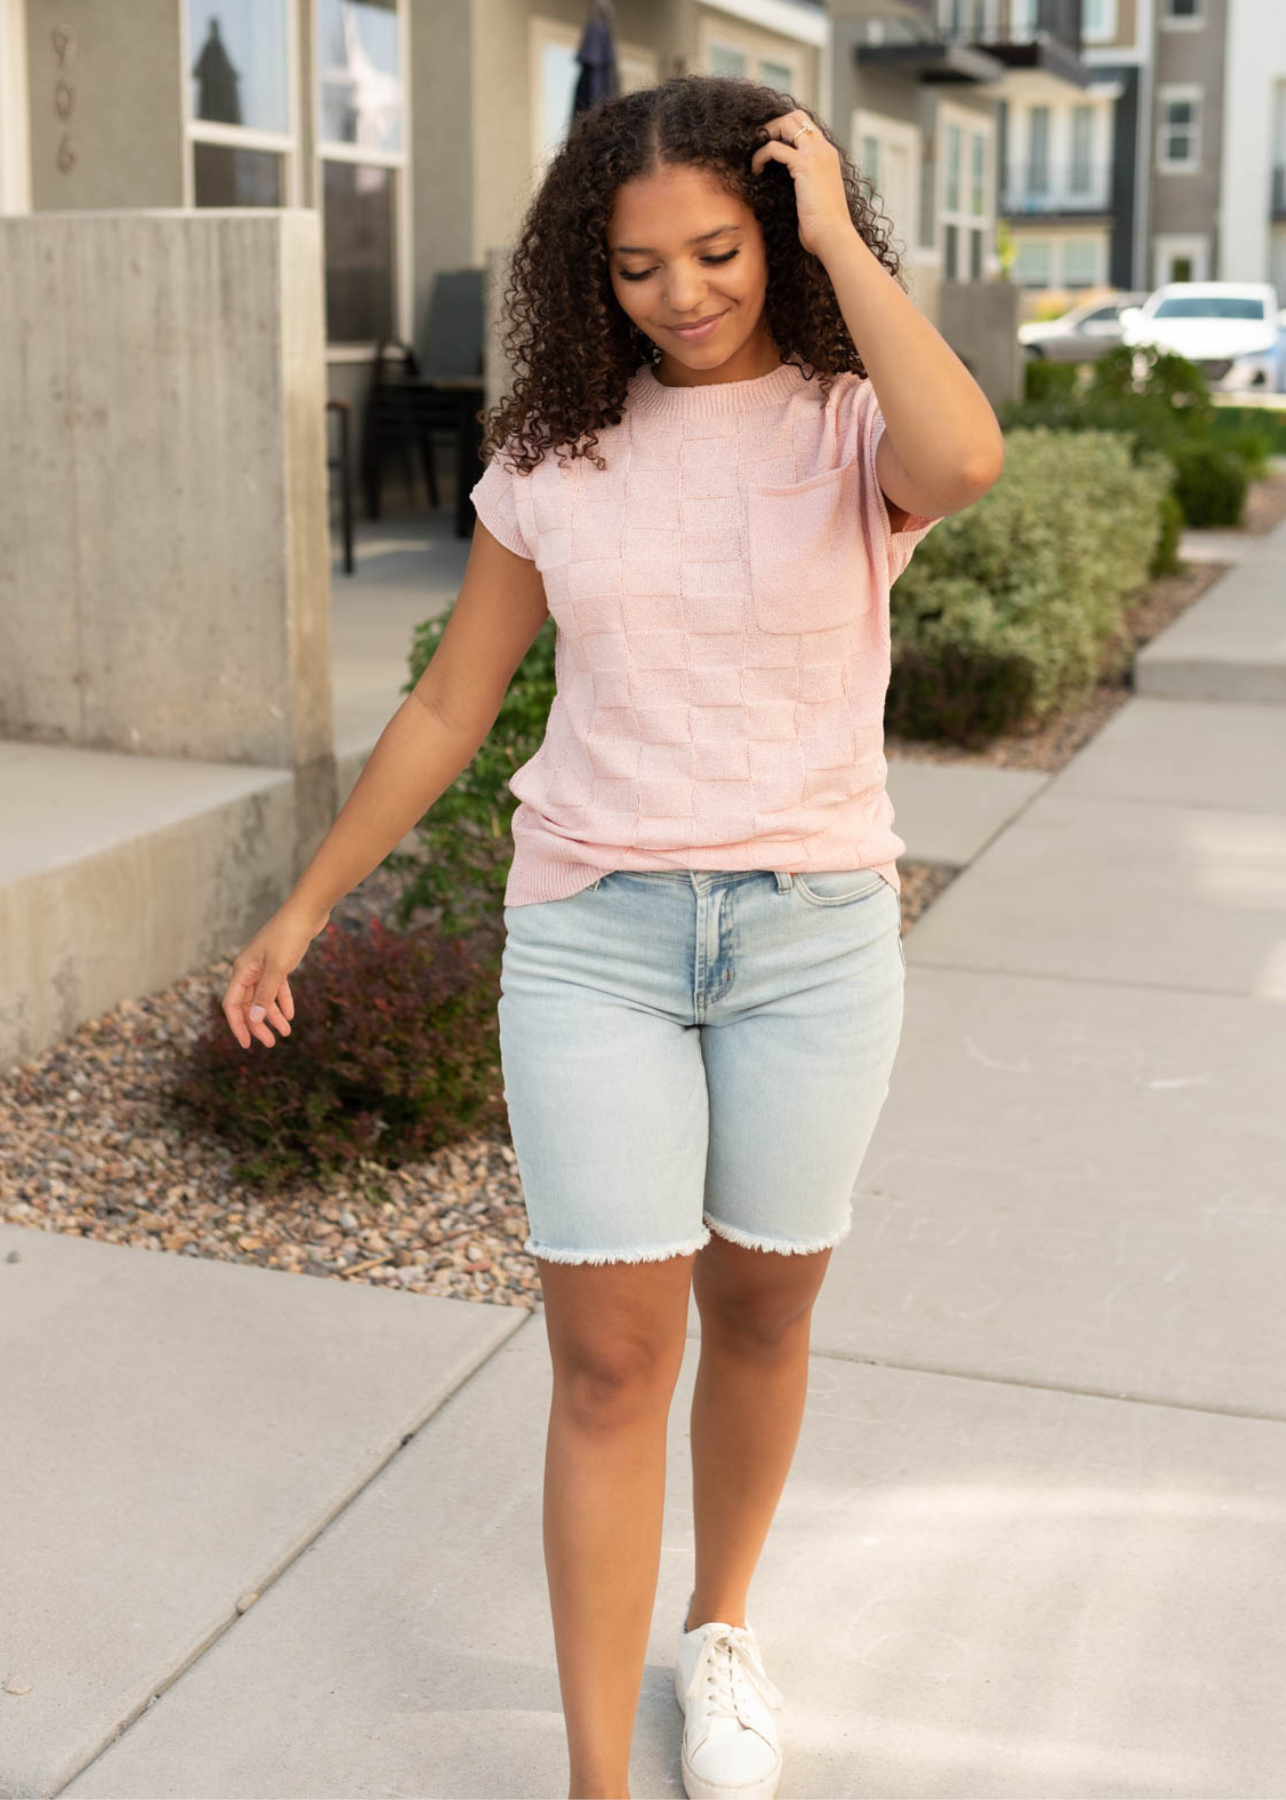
[538,1250,696,1800]
[686,1236,832,1632]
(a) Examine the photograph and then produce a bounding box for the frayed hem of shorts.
[524,1226,712,1267]
[702,1210,852,1256]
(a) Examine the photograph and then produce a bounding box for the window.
[701,27,805,100]
[1069,105,1094,194]
[860,133,880,187]
[1012,235,1105,288]
[1081,0,1117,41]
[1162,0,1201,23]
[939,109,992,282]
[185,1,296,206]
[945,123,962,213]
[315,0,407,347]
[970,130,985,215]
[1014,238,1053,286]
[1158,86,1201,171]
[1010,0,1039,40]
[709,42,747,78]
[938,0,996,34]
[1027,106,1050,195]
[1061,238,1099,287]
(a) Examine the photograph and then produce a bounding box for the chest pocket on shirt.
[746,462,868,634]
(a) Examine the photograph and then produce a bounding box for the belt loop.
[774,871,793,893]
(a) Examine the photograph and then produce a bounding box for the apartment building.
[1003,0,1141,297]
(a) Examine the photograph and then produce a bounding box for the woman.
[223,76,1003,1800]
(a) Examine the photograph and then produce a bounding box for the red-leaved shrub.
[168,916,506,1192]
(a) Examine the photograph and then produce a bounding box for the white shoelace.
[682,1623,785,1727]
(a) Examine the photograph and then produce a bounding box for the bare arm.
[817,226,1006,522]
[748,109,1004,524]
[287,520,550,920]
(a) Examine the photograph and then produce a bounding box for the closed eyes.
[617,250,739,282]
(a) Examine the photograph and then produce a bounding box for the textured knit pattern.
[469,358,940,907]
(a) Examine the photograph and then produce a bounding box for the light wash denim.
[497,867,906,1265]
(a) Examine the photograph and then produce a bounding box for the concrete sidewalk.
[5,520,1286,1798]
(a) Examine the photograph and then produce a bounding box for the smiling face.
[606,161,782,387]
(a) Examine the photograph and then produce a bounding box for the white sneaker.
[674,1606,784,1800]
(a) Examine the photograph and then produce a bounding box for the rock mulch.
[0,861,949,1312]
[0,534,1241,1307]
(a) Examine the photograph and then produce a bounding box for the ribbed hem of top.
[627,356,817,418]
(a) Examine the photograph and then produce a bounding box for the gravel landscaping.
[1,498,1263,1307]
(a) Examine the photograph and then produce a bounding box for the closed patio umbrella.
[571,0,619,119]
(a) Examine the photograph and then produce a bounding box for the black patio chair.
[358,269,487,535]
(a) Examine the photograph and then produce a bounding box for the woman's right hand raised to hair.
[222,899,332,1050]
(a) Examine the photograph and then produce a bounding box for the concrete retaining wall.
[939,279,1024,412]
[0,210,336,854]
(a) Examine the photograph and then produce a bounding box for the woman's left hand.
[750,111,856,263]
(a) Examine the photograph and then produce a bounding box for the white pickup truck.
[1118,283,1286,393]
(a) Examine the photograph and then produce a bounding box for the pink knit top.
[468,357,940,907]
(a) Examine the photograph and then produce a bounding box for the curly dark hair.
[478,73,901,475]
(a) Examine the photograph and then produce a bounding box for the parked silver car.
[1018,292,1150,361]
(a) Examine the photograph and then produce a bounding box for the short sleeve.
[469,447,536,560]
[850,379,942,586]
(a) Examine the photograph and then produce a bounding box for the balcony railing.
[938,1,1082,56]
[1002,160,1111,213]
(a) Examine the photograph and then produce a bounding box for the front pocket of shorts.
[747,463,867,634]
[793,867,890,907]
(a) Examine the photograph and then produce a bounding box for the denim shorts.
[497,867,906,1266]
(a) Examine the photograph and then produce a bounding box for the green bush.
[887,428,1170,745]
[1208,405,1286,458]
[169,917,506,1192]
[383,610,560,940]
[1024,358,1079,405]
[1150,488,1185,577]
[1168,439,1249,528]
[999,344,1257,528]
[1215,421,1274,481]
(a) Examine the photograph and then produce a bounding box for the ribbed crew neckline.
[628,356,813,418]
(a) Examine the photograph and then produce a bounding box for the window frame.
[179,0,301,209]
[313,0,412,361]
[1156,83,1201,173]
